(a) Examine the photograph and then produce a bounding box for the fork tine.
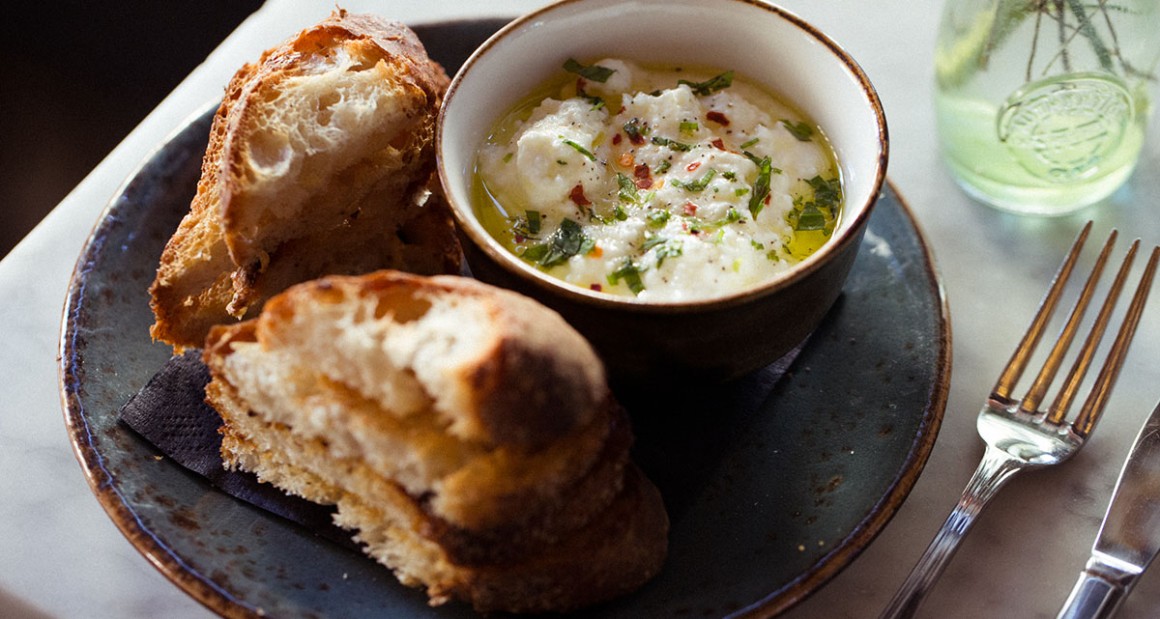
[993,222,1092,400]
[1043,238,1137,424]
[1018,230,1118,415]
[1069,244,1159,437]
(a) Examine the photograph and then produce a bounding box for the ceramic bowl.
[437,0,888,385]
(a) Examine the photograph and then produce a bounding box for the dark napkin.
[119,345,804,544]
[118,350,357,548]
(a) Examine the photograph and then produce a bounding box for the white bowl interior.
[440,0,887,290]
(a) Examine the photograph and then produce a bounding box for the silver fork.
[880,222,1160,619]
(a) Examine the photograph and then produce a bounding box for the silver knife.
[1057,399,1160,619]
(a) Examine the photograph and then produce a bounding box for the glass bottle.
[934,0,1160,216]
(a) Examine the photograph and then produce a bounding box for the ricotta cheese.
[475,58,841,301]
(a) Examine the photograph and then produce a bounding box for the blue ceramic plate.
[60,19,950,619]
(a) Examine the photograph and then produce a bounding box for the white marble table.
[2,1,1159,617]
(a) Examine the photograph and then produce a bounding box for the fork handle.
[879,445,1025,619]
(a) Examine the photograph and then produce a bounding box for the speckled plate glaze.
[59,19,950,619]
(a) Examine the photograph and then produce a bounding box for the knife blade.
[1057,399,1160,619]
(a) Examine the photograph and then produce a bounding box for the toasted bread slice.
[150,11,459,351]
[203,271,669,613]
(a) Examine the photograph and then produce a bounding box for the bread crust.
[217,12,449,266]
[150,10,459,351]
[255,271,607,450]
[202,270,669,613]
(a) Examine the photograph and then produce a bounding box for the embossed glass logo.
[996,73,1132,183]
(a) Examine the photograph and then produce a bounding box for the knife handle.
[1056,560,1136,619]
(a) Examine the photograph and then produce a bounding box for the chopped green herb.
[805,175,842,209]
[522,218,591,267]
[682,207,745,233]
[654,160,672,174]
[647,209,671,228]
[734,187,750,197]
[657,244,683,267]
[678,70,735,96]
[651,136,693,152]
[722,170,737,181]
[522,244,549,263]
[739,137,760,149]
[616,173,639,202]
[512,212,541,240]
[502,152,514,163]
[525,210,541,234]
[673,168,717,192]
[559,136,597,161]
[642,235,683,267]
[563,58,616,83]
[582,94,606,110]
[748,156,773,217]
[613,204,629,221]
[744,150,783,174]
[641,234,667,252]
[623,118,649,142]
[780,119,814,141]
[607,259,645,294]
[613,175,656,211]
[750,240,765,251]
[679,121,699,135]
[787,176,841,233]
[795,204,827,231]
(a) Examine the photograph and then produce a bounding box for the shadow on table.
[0,587,53,619]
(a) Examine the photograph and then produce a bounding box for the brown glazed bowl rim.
[436,0,889,315]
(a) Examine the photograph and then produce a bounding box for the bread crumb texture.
[149,10,460,351]
[203,270,669,613]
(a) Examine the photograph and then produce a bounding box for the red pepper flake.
[612,133,623,146]
[569,184,591,207]
[711,138,727,150]
[683,202,698,216]
[633,163,653,189]
[706,111,730,126]
[764,195,772,205]
[590,283,603,291]
[514,234,525,243]
[686,161,702,172]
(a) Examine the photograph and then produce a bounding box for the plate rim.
[742,181,951,617]
[58,98,255,617]
[58,20,951,619]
